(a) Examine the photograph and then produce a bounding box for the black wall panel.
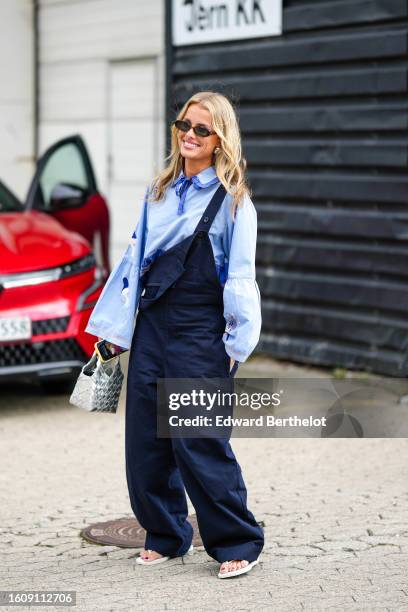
[166,0,408,376]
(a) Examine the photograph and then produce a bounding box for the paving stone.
[2,356,408,610]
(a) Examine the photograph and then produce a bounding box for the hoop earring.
[213,147,220,155]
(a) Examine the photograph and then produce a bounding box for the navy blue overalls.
[125,184,264,563]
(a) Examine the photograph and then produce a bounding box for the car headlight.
[0,253,96,289]
[59,253,96,279]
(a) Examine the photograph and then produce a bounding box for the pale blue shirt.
[85,164,261,362]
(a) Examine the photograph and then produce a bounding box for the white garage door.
[108,58,159,264]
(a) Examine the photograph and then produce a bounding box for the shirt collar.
[171,164,219,188]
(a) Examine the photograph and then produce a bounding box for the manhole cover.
[81,515,203,548]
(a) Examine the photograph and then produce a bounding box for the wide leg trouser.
[125,303,264,563]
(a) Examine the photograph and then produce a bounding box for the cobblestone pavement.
[1,355,408,612]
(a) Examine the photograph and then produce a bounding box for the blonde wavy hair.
[148,91,251,218]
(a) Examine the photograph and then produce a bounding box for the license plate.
[0,316,32,341]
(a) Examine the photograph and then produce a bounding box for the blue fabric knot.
[174,176,193,215]
[172,172,219,215]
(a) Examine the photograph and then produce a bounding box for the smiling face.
[176,103,221,175]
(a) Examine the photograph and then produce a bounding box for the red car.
[0,135,110,393]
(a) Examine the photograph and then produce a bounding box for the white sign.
[172,0,282,46]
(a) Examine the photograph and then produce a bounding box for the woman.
[86,91,264,579]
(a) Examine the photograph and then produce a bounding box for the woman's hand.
[98,337,124,353]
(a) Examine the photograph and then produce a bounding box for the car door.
[25,135,111,277]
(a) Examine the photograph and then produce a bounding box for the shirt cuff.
[222,277,262,362]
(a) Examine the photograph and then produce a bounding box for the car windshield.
[0,181,23,212]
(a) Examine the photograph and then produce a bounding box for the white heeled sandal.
[218,557,259,579]
[136,544,194,565]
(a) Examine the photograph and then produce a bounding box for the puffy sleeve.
[222,192,262,363]
[84,186,149,349]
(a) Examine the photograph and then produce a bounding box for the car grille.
[0,338,87,368]
[32,316,70,335]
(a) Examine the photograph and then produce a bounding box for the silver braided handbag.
[69,351,124,413]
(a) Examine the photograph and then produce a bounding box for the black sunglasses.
[172,119,216,138]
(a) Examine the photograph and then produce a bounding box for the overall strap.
[194,183,227,234]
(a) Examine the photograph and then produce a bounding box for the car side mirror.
[49,182,89,210]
